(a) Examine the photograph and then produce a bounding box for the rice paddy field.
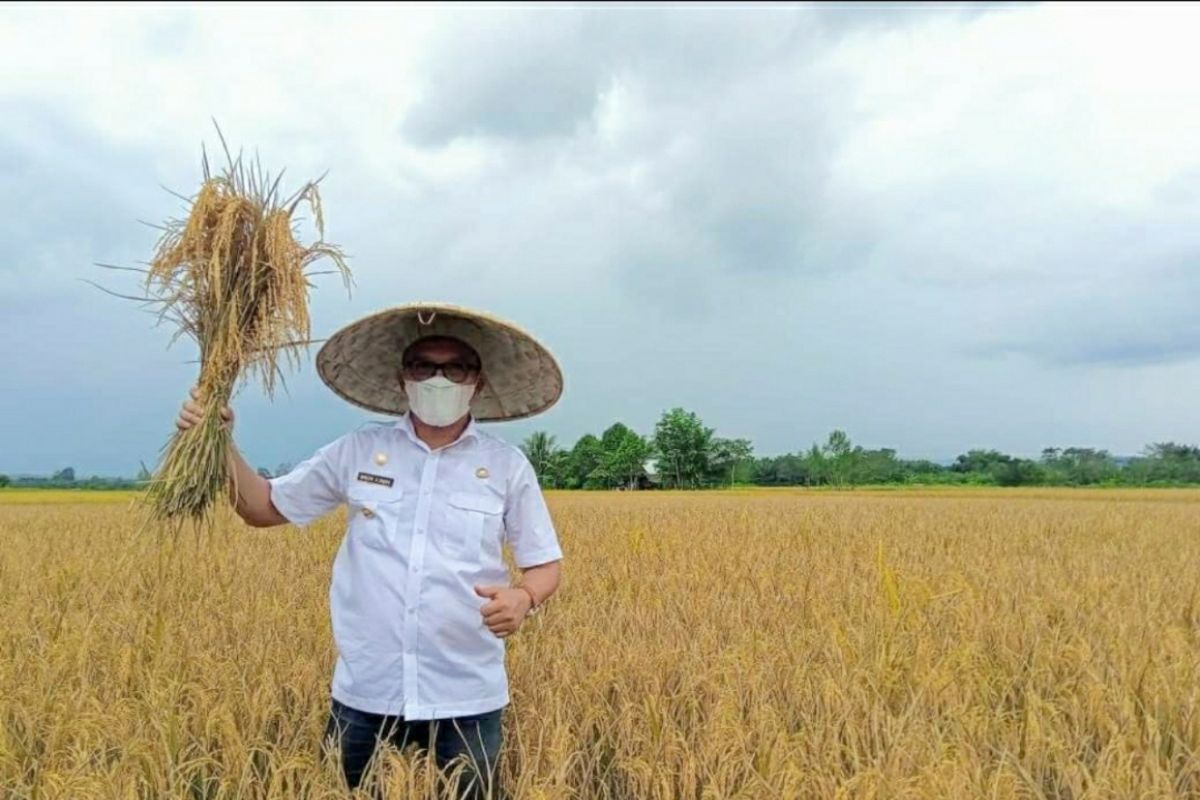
[3,487,1200,799]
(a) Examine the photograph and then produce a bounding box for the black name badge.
[356,471,395,488]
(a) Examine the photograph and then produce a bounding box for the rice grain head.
[138,139,351,532]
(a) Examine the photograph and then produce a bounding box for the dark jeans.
[321,697,505,799]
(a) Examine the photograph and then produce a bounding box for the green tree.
[709,437,754,487]
[822,430,857,486]
[1144,442,1200,461]
[750,452,818,486]
[521,432,565,488]
[52,467,76,483]
[599,423,650,489]
[898,459,946,484]
[854,447,906,484]
[993,458,1045,486]
[952,450,1011,475]
[652,408,714,488]
[1040,447,1117,485]
[566,434,604,489]
[545,448,570,489]
[0,474,9,488]
[1125,442,1200,484]
[803,444,828,485]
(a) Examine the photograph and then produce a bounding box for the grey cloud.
[821,151,1200,370]
[1006,337,1200,368]
[811,1,1028,38]
[393,6,980,335]
[399,3,1017,148]
[0,103,165,282]
[0,104,253,475]
[394,32,863,326]
[401,11,607,143]
[313,4,1200,376]
[973,276,1200,368]
[401,7,824,146]
[965,237,1200,367]
[1155,167,1200,206]
[972,332,1200,369]
[7,3,1200,474]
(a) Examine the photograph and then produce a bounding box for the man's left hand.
[474,584,532,638]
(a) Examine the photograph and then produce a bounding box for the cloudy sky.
[3,2,1200,476]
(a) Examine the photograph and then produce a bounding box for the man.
[176,303,565,798]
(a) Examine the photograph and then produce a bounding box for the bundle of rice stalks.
[136,135,351,529]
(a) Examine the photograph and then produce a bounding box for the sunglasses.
[401,360,481,384]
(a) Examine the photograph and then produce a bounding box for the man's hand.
[474,584,533,639]
[178,385,234,432]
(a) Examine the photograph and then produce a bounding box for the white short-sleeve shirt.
[267,412,563,719]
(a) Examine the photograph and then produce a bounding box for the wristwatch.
[518,584,540,617]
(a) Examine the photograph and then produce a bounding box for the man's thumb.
[474,584,500,598]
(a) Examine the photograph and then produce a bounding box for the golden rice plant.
[135,132,351,529]
[4,487,1200,798]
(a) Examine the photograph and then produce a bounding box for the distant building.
[612,458,661,491]
[640,458,661,489]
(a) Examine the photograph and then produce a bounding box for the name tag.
[356,471,395,488]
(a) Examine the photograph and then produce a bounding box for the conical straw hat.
[316,302,563,421]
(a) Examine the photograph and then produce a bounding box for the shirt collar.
[394,411,480,450]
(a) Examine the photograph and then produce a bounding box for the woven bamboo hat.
[315,302,563,421]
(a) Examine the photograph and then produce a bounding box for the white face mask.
[404,375,476,427]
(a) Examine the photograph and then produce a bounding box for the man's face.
[398,337,484,400]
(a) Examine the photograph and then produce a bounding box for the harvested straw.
[139,134,351,528]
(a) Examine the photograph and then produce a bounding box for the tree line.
[0,462,299,490]
[520,408,752,490]
[521,407,1200,489]
[0,467,141,490]
[6,409,1199,490]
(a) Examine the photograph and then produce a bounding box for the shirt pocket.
[446,490,504,564]
[346,486,404,551]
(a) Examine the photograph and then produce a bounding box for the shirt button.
[361,508,375,518]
